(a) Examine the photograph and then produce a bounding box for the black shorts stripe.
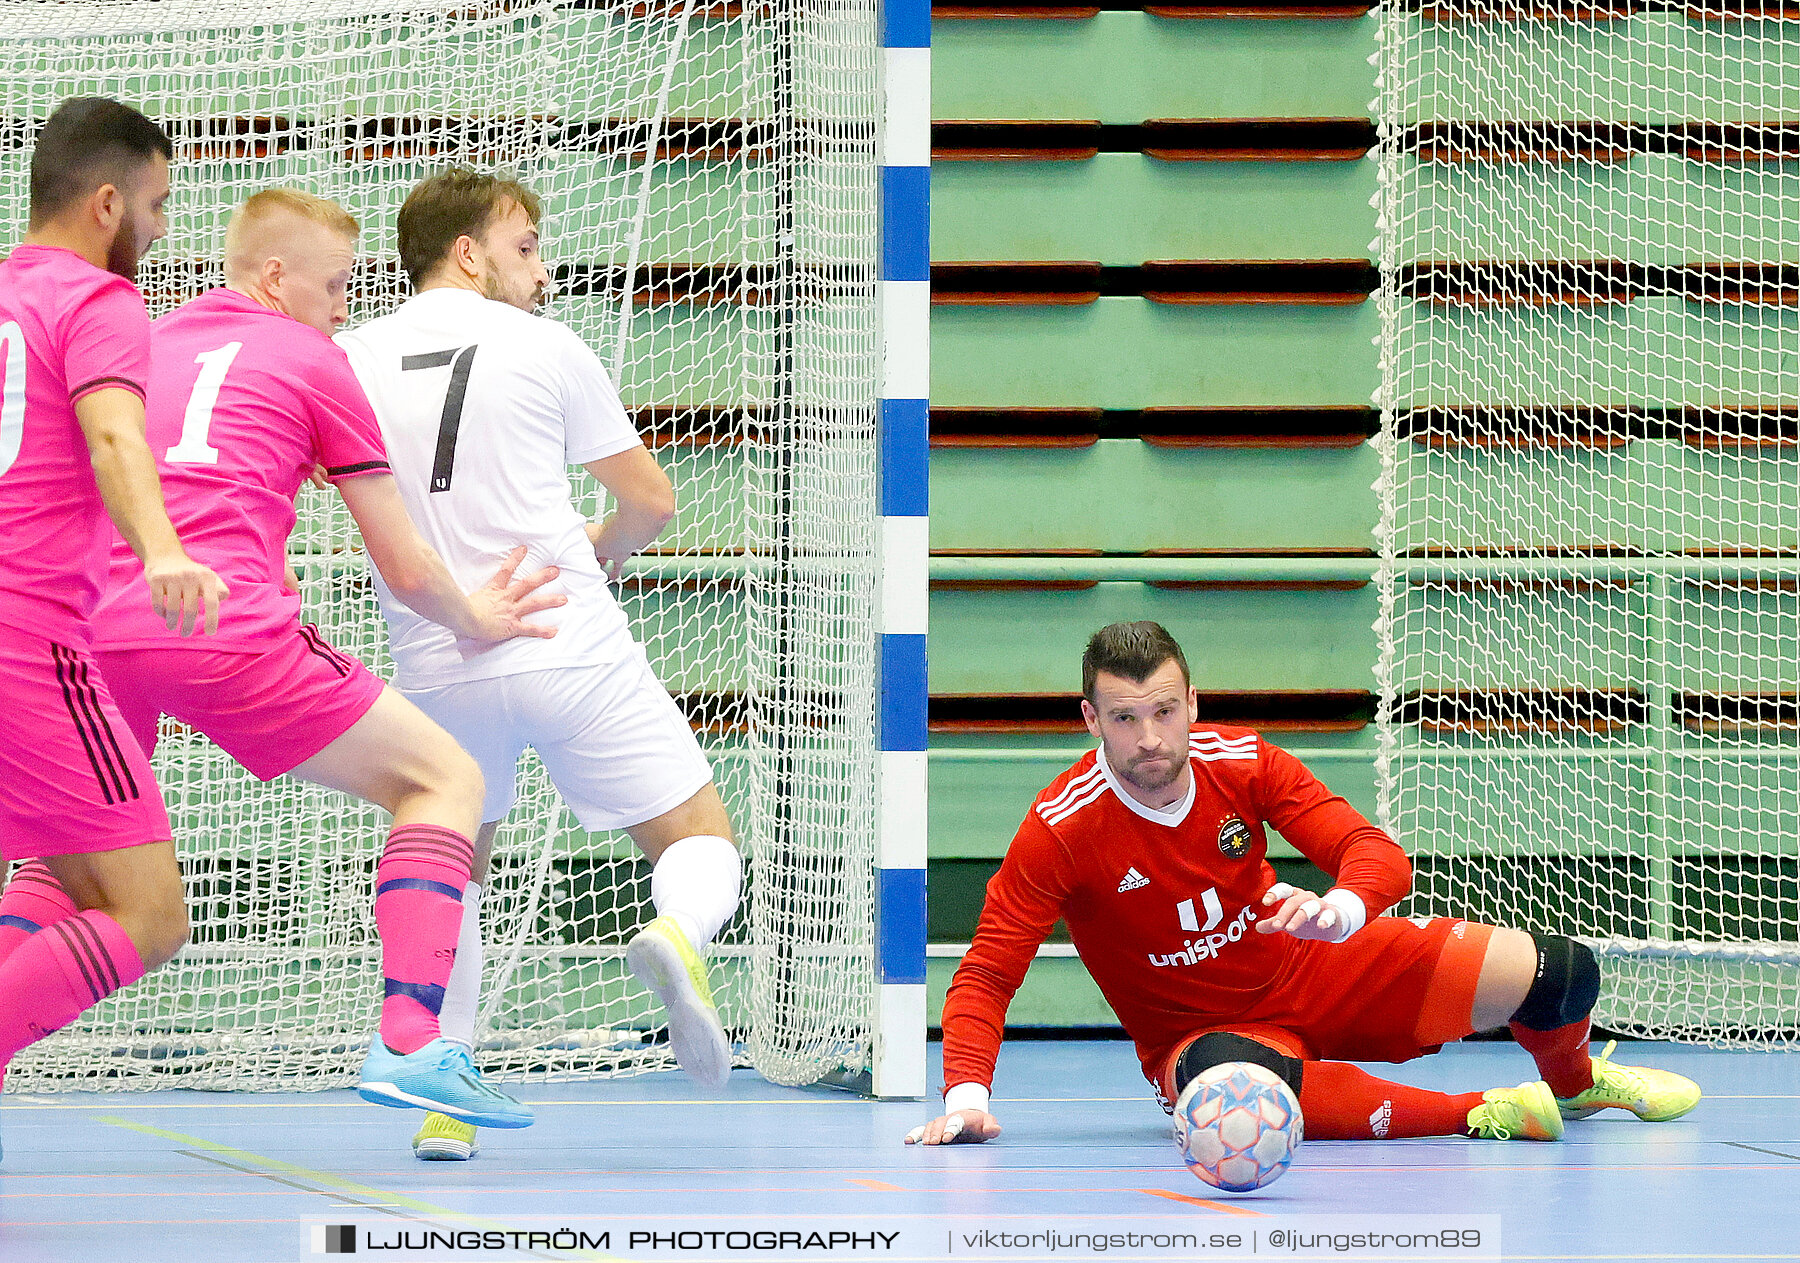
[47,921,105,1005]
[57,645,138,802]
[70,652,138,800]
[52,645,120,805]
[62,911,122,993]
[299,624,357,674]
[57,645,129,802]
[297,626,350,678]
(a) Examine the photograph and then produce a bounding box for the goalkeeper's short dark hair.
[29,97,171,227]
[1081,621,1192,702]
[397,167,544,287]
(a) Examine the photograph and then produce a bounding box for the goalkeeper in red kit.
[907,621,1700,1148]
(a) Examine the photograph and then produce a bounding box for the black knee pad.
[1510,934,1600,1032]
[1172,1031,1304,1100]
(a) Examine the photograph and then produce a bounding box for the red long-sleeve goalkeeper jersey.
[940,724,1413,1092]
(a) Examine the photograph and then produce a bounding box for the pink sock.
[0,910,146,1072]
[375,824,474,1055]
[0,860,78,966]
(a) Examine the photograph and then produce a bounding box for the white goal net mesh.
[0,0,880,1089]
[1374,0,1800,1043]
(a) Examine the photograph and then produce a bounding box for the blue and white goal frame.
[872,0,930,1099]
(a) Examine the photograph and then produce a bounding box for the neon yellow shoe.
[626,914,731,1090]
[1467,1081,1565,1141]
[412,1111,479,1161]
[1555,1040,1701,1122]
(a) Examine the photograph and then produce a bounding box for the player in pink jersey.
[20,187,563,1129]
[0,97,229,1161]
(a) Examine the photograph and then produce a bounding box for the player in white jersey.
[338,169,743,1161]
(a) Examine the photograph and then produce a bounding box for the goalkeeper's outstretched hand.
[904,1109,1002,1146]
[1256,882,1354,943]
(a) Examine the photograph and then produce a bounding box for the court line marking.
[1724,1141,1800,1162]
[8,1097,928,1111]
[182,1147,421,1219]
[8,1090,1791,1112]
[95,1115,620,1263]
[847,1178,905,1191]
[10,1168,1794,1206]
[0,1217,336,1227]
[98,1114,472,1219]
[1138,1189,1267,1216]
[9,1160,1791,1193]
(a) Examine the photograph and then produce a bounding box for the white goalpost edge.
[0,0,918,1091]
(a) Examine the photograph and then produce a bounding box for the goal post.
[872,0,931,1100]
[0,0,923,1091]
[1373,0,1800,1043]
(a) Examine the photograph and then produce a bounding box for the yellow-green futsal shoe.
[1555,1040,1702,1122]
[413,1111,480,1161]
[1467,1081,1566,1141]
[626,914,731,1090]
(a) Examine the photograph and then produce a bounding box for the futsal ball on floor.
[1173,1061,1303,1192]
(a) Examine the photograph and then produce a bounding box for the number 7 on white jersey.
[401,345,478,493]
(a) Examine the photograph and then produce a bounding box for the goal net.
[1374,0,1800,1043]
[0,0,880,1089]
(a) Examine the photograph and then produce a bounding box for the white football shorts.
[400,649,713,831]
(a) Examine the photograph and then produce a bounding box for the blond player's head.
[1080,621,1198,797]
[397,167,548,312]
[223,188,359,336]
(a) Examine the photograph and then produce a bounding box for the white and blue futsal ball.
[1172,1061,1303,1192]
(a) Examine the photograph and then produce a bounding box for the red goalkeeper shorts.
[1154,915,1495,1104]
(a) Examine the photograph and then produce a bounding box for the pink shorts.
[97,623,386,782]
[0,621,172,861]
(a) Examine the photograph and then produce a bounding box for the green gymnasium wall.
[926,4,1385,1026]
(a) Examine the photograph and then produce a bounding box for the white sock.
[650,835,742,951]
[437,882,484,1052]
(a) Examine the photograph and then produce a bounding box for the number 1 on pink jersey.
[165,341,244,466]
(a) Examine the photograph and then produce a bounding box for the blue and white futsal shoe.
[357,1036,534,1129]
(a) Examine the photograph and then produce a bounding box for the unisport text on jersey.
[1146,902,1259,968]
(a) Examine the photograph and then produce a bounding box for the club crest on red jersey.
[1217,815,1253,859]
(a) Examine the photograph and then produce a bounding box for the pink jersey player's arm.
[75,387,229,636]
[582,446,675,581]
[332,472,565,643]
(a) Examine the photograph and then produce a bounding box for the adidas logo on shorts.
[1117,867,1149,893]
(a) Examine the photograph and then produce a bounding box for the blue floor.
[0,1040,1794,1262]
